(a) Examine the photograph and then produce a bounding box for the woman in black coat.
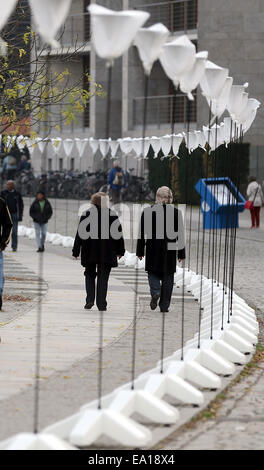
[137,186,185,313]
[73,192,125,311]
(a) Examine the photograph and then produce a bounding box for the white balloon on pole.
[194,130,207,150]
[109,140,119,158]
[63,138,74,157]
[200,60,229,101]
[119,137,133,155]
[29,0,72,48]
[236,98,261,125]
[16,135,26,152]
[88,138,99,155]
[99,139,110,158]
[185,132,198,152]
[88,4,149,65]
[35,137,47,154]
[209,76,233,122]
[172,133,183,156]
[132,138,143,157]
[227,85,249,120]
[222,117,236,143]
[0,0,17,31]
[51,137,62,154]
[159,35,196,87]
[134,23,170,76]
[150,136,161,157]
[180,51,208,100]
[160,135,172,156]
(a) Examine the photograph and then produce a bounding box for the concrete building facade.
[32,0,264,180]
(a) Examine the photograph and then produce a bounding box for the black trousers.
[84,264,111,311]
[148,271,174,312]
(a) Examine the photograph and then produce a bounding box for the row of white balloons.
[88,4,261,135]
[1,111,258,164]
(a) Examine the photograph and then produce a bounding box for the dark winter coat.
[72,206,125,268]
[29,199,53,224]
[0,197,13,251]
[1,189,24,220]
[136,204,186,275]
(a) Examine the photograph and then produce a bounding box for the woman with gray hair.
[137,186,185,313]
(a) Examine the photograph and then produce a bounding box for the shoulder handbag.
[245,186,260,210]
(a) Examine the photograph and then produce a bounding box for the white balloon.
[194,130,207,150]
[160,135,172,156]
[242,110,258,134]
[16,135,26,152]
[227,85,248,120]
[200,60,229,101]
[88,138,99,156]
[51,137,62,154]
[36,137,47,154]
[134,23,169,76]
[222,117,236,143]
[63,138,74,157]
[132,138,143,157]
[99,139,110,158]
[236,98,261,125]
[88,4,149,64]
[29,0,72,48]
[184,132,198,152]
[209,77,233,121]
[109,140,119,157]
[172,133,183,156]
[159,35,196,87]
[0,0,17,31]
[119,137,133,155]
[180,51,208,100]
[150,136,161,157]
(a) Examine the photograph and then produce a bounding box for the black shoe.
[84,302,94,310]
[37,248,42,253]
[97,307,107,312]
[0,295,2,311]
[12,248,17,252]
[150,294,160,311]
[41,246,45,252]
[160,308,169,313]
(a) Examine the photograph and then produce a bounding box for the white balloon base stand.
[0,433,77,450]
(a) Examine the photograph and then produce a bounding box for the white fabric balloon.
[63,138,74,157]
[194,131,207,150]
[16,135,26,152]
[227,85,248,120]
[160,135,172,156]
[36,137,47,154]
[51,137,62,154]
[238,98,261,124]
[218,123,227,146]
[185,132,198,152]
[88,138,98,156]
[132,138,143,157]
[29,0,72,48]
[88,4,149,65]
[200,60,229,101]
[99,139,110,158]
[159,35,196,87]
[134,23,169,76]
[119,137,133,155]
[209,77,233,122]
[150,136,161,157]
[242,110,258,134]
[109,140,119,157]
[172,133,183,156]
[0,0,17,31]
[222,117,236,143]
[180,51,208,100]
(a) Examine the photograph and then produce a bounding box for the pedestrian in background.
[73,192,125,311]
[30,191,53,253]
[107,160,127,205]
[2,154,17,180]
[137,186,185,313]
[246,176,264,229]
[1,180,24,252]
[0,197,13,310]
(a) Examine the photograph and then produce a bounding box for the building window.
[70,158,75,170]
[48,158,52,171]
[136,0,198,32]
[83,54,90,128]
[83,0,91,41]
[59,158,63,171]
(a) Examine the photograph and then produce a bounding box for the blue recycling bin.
[195,177,246,229]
